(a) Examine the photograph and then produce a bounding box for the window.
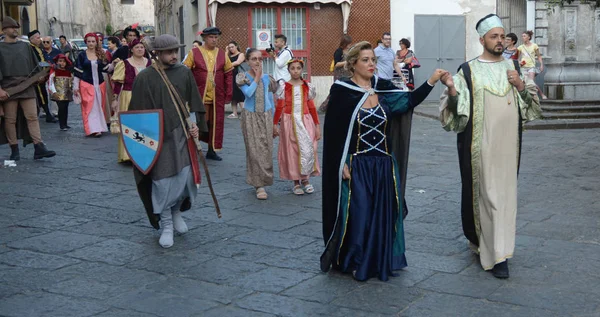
[249,7,311,78]
[121,0,135,4]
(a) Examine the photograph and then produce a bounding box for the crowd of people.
[0,13,543,283]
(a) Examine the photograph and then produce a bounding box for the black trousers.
[57,101,70,128]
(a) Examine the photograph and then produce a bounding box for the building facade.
[207,0,387,105]
[35,0,154,39]
[158,0,599,103]
[154,0,208,60]
[1,0,38,36]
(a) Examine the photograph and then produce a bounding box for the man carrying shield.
[183,27,233,161]
[127,34,208,248]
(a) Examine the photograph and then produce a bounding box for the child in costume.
[47,54,74,131]
[273,59,321,195]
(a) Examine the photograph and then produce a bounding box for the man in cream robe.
[438,14,541,278]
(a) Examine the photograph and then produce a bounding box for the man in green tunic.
[128,34,208,248]
[438,14,541,278]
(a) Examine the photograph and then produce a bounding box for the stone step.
[541,112,600,120]
[541,100,600,107]
[525,118,600,130]
[541,105,600,113]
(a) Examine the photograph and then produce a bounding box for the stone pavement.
[1,105,599,317]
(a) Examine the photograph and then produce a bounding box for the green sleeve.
[440,70,470,132]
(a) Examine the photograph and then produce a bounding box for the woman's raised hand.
[428,69,449,85]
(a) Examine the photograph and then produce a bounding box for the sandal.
[228,113,238,119]
[293,184,305,195]
[256,187,268,200]
[302,181,315,194]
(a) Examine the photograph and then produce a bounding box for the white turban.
[476,14,504,38]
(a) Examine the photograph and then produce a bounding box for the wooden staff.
[150,55,222,218]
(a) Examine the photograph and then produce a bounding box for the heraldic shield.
[119,110,164,175]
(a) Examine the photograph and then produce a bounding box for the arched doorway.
[21,7,30,35]
[497,0,527,35]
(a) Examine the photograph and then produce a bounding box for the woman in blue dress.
[320,41,447,281]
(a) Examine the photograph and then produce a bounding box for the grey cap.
[152,34,185,51]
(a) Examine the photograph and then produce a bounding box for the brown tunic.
[0,41,40,100]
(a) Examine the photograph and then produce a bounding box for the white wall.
[110,0,155,30]
[36,0,154,39]
[390,0,496,60]
[37,0,106,38]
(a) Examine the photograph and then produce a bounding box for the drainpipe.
[206,0,209,26]
[35,0,40,33]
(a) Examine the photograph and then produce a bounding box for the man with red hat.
[183,26,233,161]
[0,17,56,160]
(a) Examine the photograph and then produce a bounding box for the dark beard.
[485,45,504,56]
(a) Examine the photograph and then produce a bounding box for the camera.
[265,43,275,53]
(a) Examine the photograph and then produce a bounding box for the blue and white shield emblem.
[119,110,164,175]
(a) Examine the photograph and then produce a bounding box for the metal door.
[414,15,466,101]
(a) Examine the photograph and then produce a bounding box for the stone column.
[539,0,600,100]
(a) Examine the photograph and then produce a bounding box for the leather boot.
[9,145,20,161]
[172,210,188,234]
[33,143,56,160]
[159,211,174,248]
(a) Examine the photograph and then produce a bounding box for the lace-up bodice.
[354,104,389,156]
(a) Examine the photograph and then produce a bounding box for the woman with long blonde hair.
[73,33,109,137]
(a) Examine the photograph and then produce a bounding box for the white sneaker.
[172,210,188,234]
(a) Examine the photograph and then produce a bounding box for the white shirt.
[273,46,293,82]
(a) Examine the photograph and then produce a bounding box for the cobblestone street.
[1,106,599,317]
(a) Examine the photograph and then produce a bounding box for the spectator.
[374,32,403,80]
[227,40,245,118]
[318,34,352,113]
[396,38,415,90]
[268,34,293,83]
[518,30,547,99]
[42,36,61,62]
[333,34,352,81]
[120,37,128,46]
[59,35,74,62]
[503,33,519,60]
